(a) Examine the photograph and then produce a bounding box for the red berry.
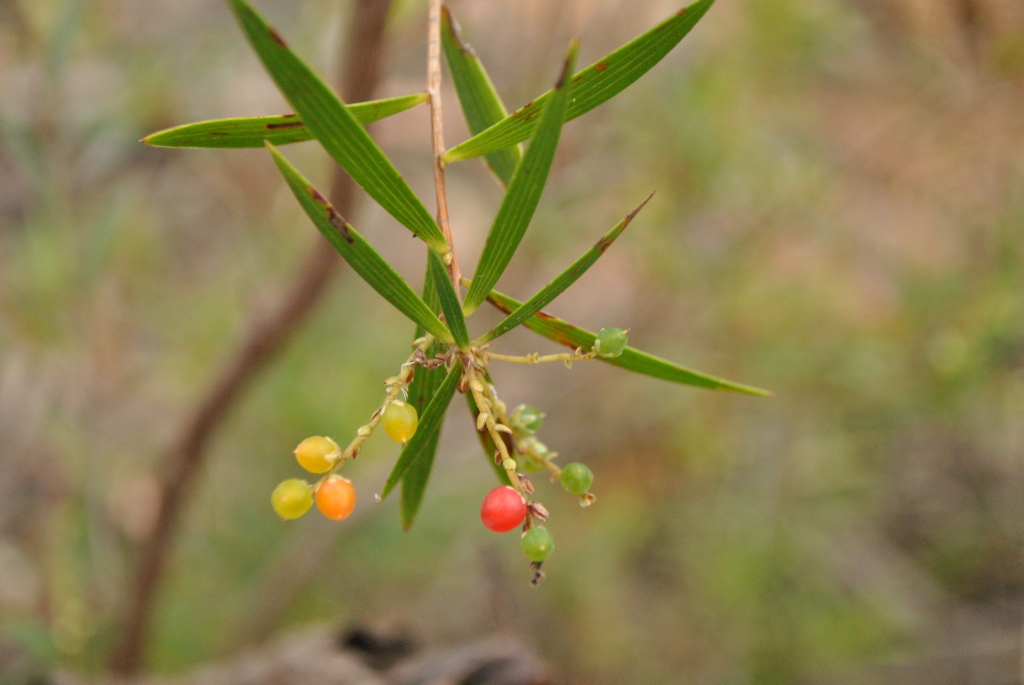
[480,486,527,533]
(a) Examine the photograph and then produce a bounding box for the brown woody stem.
[427,0,462,293]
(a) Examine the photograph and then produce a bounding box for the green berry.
[595,327,628,358]
[511,405,544,434]
[518,437,548,472]
[382,400,418,443]
[521,526,555,562]
[560,463,593,494]
[271,479,313,520]
[519,454,545,473]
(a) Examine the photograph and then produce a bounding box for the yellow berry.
[271,479,313,520]
[382,400,418,443]
[293,436,340,474]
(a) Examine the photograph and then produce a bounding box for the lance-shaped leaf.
[143,93,428,149]
[267,143,453,344]
[228,0,448,252]
[443,0,715,163]
[399,426,441,529]
[381,361,462,499]
[400,273,446,530]
[478,192,654,343]
[485,289,771,396]
[441,7,520,186]
[427,250,470,350]
[462,42,578,315]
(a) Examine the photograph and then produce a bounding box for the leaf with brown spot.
[441,6,521,186]
[143,93,428,149]
[227,0,447,250]
[443,0,715,163]
[266,143,453,344]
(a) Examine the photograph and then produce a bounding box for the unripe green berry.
[382,400,418,443]
[521,526,555,562]
[511,405,544,435]
[518,437,547,472]
[560,462,593,494]
[271,479,313,520]
[293,436,340,474]
[595,327,628,358]
[519,454,545,473]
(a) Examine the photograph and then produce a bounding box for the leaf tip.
[627,191,657,222]
[557,40,581,88]
[728,383,773,397]
[440,5,470,53]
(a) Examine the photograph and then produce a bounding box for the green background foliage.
[1,0,1024,682]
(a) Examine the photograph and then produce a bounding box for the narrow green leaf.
[400,272,446,530]
[479,192,654,343]
[267,143,453,344]
[428,250,470,350]
[381,362,462,499]
[143,93,428,149]
[443,0,715,163]
[466,391,512,486]
[399,427,441,529]
[462,42,578,315]
[228,0,448,251]
[485,289,771,396]
[413,261,442,340]
[441,7,520,186]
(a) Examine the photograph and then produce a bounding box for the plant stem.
[317,336,433,485]
[465,367,532,528]
[486,349,598,366]
[427,0,462,294]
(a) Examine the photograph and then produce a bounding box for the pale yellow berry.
[293,436,340,474]
[382,400,418,443]
[271,479,313,520]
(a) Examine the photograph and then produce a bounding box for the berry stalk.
[463,363,534,526]
[315,335,434,486]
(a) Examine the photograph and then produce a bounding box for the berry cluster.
[270,342,424,523]
[270,328,622,583]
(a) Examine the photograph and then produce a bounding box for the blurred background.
[2,0,1024,682]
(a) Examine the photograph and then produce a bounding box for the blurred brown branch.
[107,0,395,673]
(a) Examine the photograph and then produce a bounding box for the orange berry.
[316,476,357,521]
